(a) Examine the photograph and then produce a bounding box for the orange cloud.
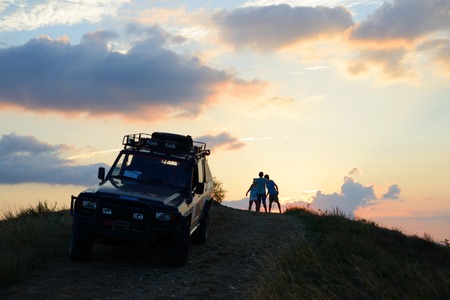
[0,29,266,122]
[417,39,450,75]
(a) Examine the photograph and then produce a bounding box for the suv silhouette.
[69,132,214,266]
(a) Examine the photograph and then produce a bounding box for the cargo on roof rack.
[152,132,193,146]
[122,132,209,158]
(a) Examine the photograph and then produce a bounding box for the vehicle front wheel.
[69,219,94,260]
[166,217,190,266]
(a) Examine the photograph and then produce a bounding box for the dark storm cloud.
[349,0,450,41]
[0,133,107,185]
[195,132,245,151]
[0,26,243,117]
[213,4,354,50]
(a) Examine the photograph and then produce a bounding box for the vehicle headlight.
[102,208,112,215]
[155,212,171,221]
[133,213,144,220]
[82,200,97,209]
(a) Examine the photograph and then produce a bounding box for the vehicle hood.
[81,178,187,207]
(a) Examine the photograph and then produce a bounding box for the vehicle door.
[191,159,206,227]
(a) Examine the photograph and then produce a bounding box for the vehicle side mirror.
[195,182,205,194]
[98,167,105,181]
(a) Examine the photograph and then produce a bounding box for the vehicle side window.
[197,160,204,183]
[192,160,205,191]
[204,160,212,182]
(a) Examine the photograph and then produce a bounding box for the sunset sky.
[1,0,449,242]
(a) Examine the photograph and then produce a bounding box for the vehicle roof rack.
[122,132,210,159]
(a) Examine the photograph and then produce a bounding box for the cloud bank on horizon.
[0,132,244,186]
[225,175,401,216]
[0,133,108,186]
[310,176,401,215]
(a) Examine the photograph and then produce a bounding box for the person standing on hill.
[255,172,268,212]
[245,179,258,211]
[265,174,281,213]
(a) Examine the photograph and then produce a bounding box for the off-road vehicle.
[69,132,214,266]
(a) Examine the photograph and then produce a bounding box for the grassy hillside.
[0,202,71,284]
[253,206,450,299]
[1,202,449,299]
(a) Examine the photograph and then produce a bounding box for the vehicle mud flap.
[69,219,94,260]
[191,201,211,244]
[166,217,190,266]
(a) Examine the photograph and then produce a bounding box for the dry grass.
[252,206,450,299]
[2,201,449,299]
[0,201,71,284]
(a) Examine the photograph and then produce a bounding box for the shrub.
[213,177,227,203]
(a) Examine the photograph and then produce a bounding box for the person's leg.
[248,200,252,211]
[256,195,262,212]
[277,201,281,213]
[269,195,275,212]
[262,196,267,212]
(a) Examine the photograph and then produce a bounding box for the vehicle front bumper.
[70,195,183,243]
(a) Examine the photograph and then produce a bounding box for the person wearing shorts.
[254,172,268,212]
[265,174,281,213]
[245,179,258,211]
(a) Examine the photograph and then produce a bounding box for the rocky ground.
[2,203,305,299]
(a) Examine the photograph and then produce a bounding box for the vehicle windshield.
[110,152,191,189]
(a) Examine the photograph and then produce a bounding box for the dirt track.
[3,203,304,299]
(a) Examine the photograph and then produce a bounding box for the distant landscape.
[223,199,449,244]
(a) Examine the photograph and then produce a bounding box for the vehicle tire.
[69,219,94,260]
[166,217,190,266]
[191,201,211,244]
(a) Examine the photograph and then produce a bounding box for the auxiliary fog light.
[133,213,144,220]
[155,212,171,221]
[102,208,113,215]
[82,200,97,209]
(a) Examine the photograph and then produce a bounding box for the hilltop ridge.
[2,202,305,299]
[2,202,450,299]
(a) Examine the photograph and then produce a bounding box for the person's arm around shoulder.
[246,184,252,196]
